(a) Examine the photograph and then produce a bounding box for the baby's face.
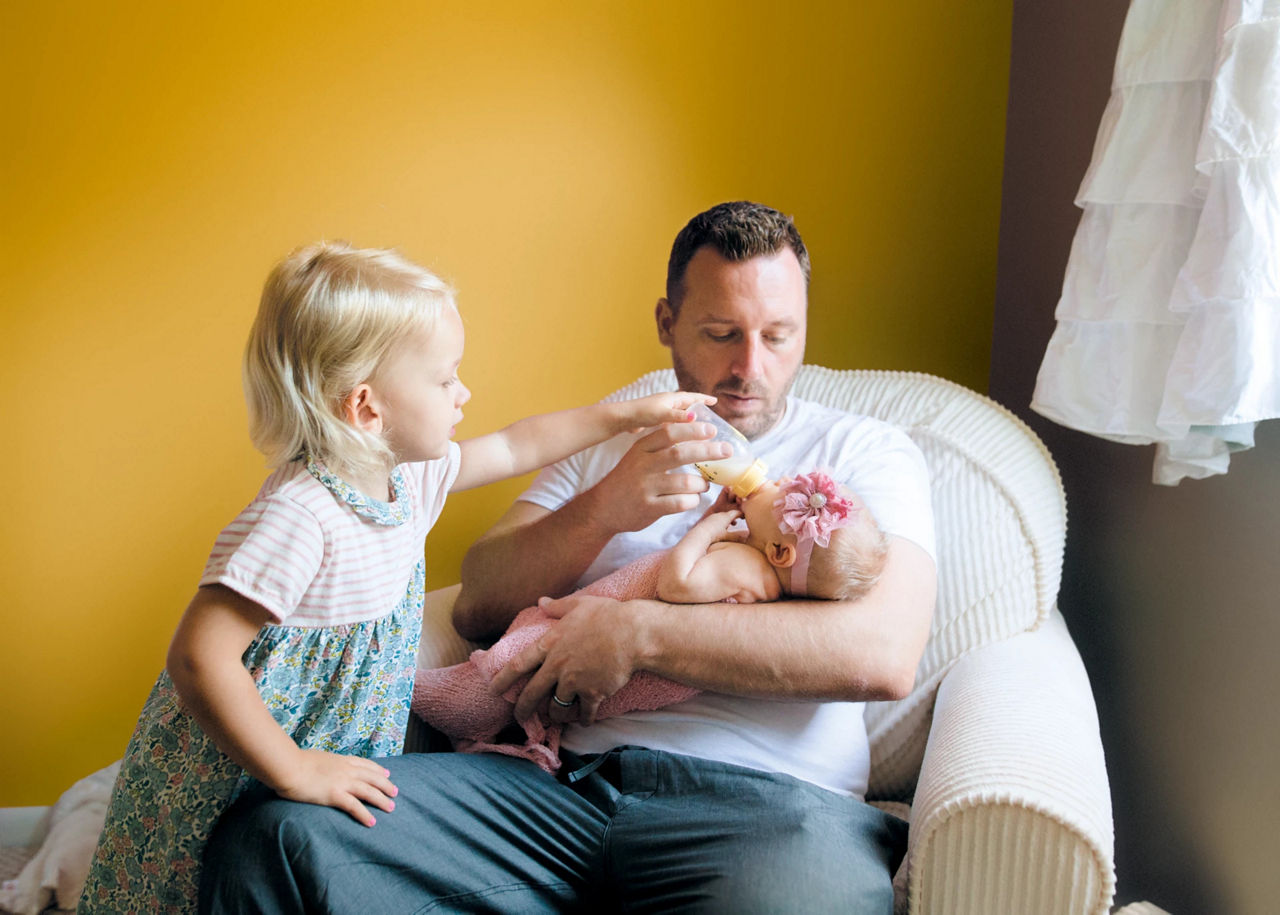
[738,479,789,554]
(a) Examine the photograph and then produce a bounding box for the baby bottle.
[689,402,768,499]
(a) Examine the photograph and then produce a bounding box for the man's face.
[656,246,807,439]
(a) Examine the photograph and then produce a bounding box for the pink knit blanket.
[411,552,699,772]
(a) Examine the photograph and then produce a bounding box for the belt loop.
[566,752,611,784]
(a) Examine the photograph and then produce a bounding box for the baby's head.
[739,471,888,600]
[244,241,458,480]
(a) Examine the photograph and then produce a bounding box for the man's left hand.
[489,594,643,727]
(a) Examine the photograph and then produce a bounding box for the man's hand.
[489,594,647,727]
[587,422,731,535]
[454,417,732,641]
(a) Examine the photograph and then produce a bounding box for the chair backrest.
[608,366,1067,798]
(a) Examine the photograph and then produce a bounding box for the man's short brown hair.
[665,201,811,313]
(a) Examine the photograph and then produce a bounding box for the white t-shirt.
[519,396,935,797]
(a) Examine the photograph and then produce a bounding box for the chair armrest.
[906,609,1115,914]
[417,583,475,669]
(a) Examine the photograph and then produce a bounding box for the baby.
[662,468,888,604]
[412,470,887,772]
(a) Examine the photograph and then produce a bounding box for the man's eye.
[765,336,789,346]
[706,331,735,342]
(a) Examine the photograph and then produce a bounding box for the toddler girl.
[79,241,711,912]
[412,470,887,772]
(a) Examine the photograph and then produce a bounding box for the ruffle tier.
[1032,0,1280,484]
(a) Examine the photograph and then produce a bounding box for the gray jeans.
[199,747,905,913]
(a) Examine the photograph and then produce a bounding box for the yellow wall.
[0,2,1011,805]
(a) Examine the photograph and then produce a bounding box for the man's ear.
[765,541,796,568]
[655,298,676,347]
[341,383,384,434]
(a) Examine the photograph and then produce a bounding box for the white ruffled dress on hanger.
[1032,0,1280,484]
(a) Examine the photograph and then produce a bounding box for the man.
[201,202,937,913]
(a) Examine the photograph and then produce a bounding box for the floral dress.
[80,457,447,914]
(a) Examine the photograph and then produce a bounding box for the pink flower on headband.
[774,471,857,548]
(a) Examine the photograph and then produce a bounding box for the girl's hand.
[275,749,399,827]
[620,391,716,433]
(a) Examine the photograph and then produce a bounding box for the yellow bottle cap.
[730,460,769,499]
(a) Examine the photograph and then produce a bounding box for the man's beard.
[671,353,794,440]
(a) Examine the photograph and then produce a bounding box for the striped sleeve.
[405,441,462,531]
[199,494,326,622]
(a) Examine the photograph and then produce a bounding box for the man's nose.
[731,336,764,379]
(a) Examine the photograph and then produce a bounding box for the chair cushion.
[606,366,1067,798]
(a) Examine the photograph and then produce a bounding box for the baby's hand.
[620,391,716,433]
[276,749,398,827]
[699,486,740,518]
[696,508,749,542]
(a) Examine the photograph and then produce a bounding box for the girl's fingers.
[669,392,715,409]
[366,771,398,800]
[351,764,398,800]
[351,781,397,813]
[350,757,394,782]
[335,794,377,828]
[669,393,716,419]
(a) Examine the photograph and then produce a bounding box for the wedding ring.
[551,693,577,708]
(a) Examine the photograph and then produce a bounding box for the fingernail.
[369,817,377,827]
[388,801,396,811]
[384,768,391,777]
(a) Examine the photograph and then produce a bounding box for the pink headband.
[773,471,858,593]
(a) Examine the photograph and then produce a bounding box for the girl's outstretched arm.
[450,391,715,492]
[166,585,397,827]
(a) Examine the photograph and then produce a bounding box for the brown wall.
[992,4,1280,913]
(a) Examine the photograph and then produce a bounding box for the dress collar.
[305,457,411,527]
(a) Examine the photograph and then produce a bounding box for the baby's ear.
[765,541,796,568]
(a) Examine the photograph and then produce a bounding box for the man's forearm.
[454,494,616,640]
[506,535,936,721]
[634,537,936,700]
[630,597,914,701]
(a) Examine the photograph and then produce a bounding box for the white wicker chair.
[410,366,1115,915]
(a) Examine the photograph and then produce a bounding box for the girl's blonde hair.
[244,241,455,479]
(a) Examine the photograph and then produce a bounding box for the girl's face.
[372,308,471,463]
